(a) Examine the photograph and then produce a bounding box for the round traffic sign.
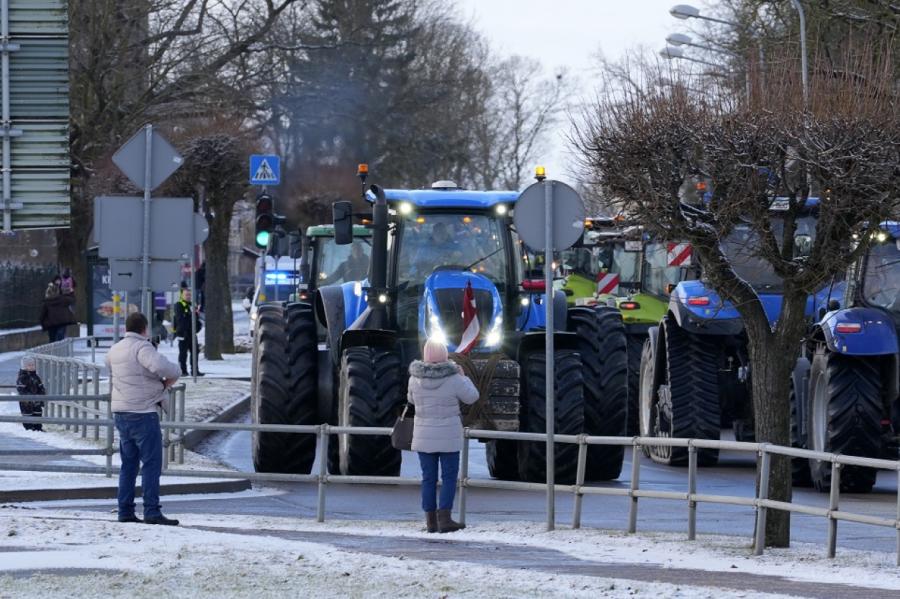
[513,180,586,252]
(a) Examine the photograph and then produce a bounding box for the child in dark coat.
[16,356,45,431]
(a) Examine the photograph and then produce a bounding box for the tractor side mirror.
[333,201,353,245]
[288,231,303,259]
[794,234,812,258]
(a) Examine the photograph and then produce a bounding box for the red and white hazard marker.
[667,242,692,267]
[596,272,620,295]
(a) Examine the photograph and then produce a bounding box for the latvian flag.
[458,281,480,354]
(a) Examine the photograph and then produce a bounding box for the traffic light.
[255,192,274,248]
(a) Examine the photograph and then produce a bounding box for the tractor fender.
[340,328,398,355]
[667,299,744,336]
[316,284,346,366]
[516,331,580,364]
[816,307,899,356]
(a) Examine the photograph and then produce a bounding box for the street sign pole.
[140,124,153,318]
[112,291,120,343]
[544,180,555,532]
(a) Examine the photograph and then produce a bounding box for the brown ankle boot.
[437,509,464,533]
[425,511,437,533]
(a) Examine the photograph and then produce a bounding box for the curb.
[181,393,250,451]
[0,478,251,503]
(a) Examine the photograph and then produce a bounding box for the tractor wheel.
[517,349,584,484]
[625,334,644,436]
[638,337,659,458]
[568,306,627,480]
[251,304,317,474]
[790,380,813,487]
[648,317,720,466]
[338,346,404,476]
[807,349,881,493]
[486,440,519,480]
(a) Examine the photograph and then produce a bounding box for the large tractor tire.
[807,349,881,493]
[337,346,404,476]
[251,304,318,474]
[647,317,720,466]
[638,337,658,458]
[568,306,627,480]
[625,334,645,436]
[790,380,813,487]
[486,440,519,480]
[517,349,584,484]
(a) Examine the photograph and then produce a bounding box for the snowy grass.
[0,508,811,598]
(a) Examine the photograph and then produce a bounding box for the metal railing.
[0,411,897,566]
[28,337,75,358]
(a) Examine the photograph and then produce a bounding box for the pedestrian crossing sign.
[249,154,281,185]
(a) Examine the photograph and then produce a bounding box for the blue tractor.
[251,175,629,482]
[791,223,900,493]
[639,200,843,466]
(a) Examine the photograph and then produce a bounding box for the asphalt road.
[75,417,900,556]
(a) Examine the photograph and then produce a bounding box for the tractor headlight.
[399,202,413,215]
[486,328,502,347]
[430,326,448,345]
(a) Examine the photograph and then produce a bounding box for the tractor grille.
[433,288,495,343]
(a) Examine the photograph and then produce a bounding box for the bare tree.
[574,51,900,547]
[66,0,301,318]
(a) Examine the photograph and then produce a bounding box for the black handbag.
[391,404,414,451]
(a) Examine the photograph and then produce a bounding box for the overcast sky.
[455,0,684,185]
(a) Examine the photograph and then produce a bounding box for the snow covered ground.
[0,509,897,598]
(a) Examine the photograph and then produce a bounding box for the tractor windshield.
[316,237,371,286]
[562,243,641,287]
[721,216,817,293]
[862,240,900,313]
[643,242,686,297]
[396,213,508,285]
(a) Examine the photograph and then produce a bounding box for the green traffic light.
[256,231,270,247]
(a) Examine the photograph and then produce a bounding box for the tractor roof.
[306,224,371,237]
[367,188,518,209]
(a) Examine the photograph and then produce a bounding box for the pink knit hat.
[423,339,449,363]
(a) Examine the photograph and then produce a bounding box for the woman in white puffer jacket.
[408,339,479,533]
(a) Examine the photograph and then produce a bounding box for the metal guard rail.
[0,411,898,566]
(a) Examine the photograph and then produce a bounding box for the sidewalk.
[0,378,252,503]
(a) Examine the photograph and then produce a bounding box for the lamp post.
[790,0,809,105]
[659,45,722,69]
[666,33,748,99]
[669,3,766,93]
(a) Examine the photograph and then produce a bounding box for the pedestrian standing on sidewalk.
[106,312,181,525]
[173,287,203,377]
[39,277,75,343]
[16,356,45,432]
[408,339,479,533]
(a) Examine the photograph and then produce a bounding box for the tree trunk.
[744,290,809,547]
[203,205,234,359]
[55,178,93,323]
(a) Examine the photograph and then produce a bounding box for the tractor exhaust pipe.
[369,184,389,292]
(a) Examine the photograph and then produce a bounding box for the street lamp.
[670,3,738,27]
[666,33,739,57]
[790,0,809,105]
[659,45,722,69]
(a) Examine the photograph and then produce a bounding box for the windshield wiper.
[465,247,504,271]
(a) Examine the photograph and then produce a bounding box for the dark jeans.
[115,412,163,519]
[418,451,460,512]
[178,337,197,373]
[47,325,66,343]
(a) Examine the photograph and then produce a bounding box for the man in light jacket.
[106,312,181,525]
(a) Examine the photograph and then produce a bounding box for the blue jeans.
[418,451,459,512]
[115,412,163,519]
